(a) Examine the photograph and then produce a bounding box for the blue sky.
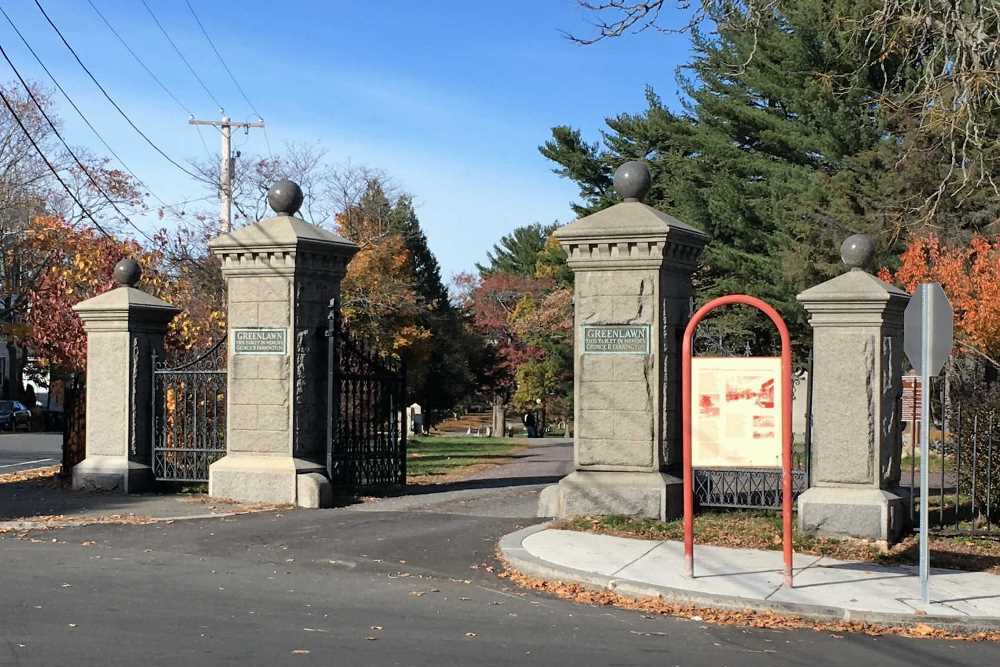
[2,1,693,278]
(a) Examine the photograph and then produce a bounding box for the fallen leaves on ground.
[0,465,63,487]
[0,513,160,534]
[498,561,1000,641]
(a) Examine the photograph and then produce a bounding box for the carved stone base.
[538,470,683,520]
[209,455,328,507]
[72,456,153,493]
[798,486,907,544]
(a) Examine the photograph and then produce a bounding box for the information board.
[582,325,650,354]
[690,357,782,467]
[901,375,922,423]
[233,328,287,355]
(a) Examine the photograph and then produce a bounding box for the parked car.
[0,400,31,432]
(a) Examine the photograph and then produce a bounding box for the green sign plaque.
[233,328,287,355]
[583,324,650,354]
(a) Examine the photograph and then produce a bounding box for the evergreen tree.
[392,196,451,312]
[541,1,926,353]
[388,195,479,425]
[476,223,559,277]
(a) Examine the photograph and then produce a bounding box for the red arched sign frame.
[682,294,794,588]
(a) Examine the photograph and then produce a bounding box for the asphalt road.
[0,432,61,472]
[1,439,997,665]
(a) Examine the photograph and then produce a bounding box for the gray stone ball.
[613,160,652,202]
[841,233,875,270]
[113,258,141,287]
[267,179,304,216]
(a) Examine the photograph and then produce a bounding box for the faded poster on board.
[691,357,782,467]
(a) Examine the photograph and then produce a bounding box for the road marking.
[0,458,55,469]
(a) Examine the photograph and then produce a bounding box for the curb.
[499,523,1000,633]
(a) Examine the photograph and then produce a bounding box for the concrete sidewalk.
[500,525,1000,631]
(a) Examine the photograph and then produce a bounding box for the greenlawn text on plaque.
[233,328,287,355]
[583,324,650,354]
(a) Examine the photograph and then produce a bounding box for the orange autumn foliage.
[22,216,225,374]
[880,235,1000,361]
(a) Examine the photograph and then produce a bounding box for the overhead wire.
[87,0,190,116]
[15,3,223,279]
[0,5,194,222]
[140,0,223,114]
[0,84,114,240]
[183,0,273,160]
[0,40,156,245]
[86,0,216,163]
[33,0,217,189]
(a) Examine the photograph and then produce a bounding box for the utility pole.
[189,116,264,233]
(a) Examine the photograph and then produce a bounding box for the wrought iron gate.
[327,300,407,491]
[151,338,227,482]
[908,359,1000,536]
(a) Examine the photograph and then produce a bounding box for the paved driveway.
[0,432,61,472]
[1,439,998,665]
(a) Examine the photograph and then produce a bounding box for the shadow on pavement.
[402,474,564,495]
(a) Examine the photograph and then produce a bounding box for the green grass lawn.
[900,452,952,472]
[407,436,527,479]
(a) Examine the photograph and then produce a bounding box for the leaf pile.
[498,565,1000,641]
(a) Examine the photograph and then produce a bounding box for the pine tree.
[392,196,451,312]
[476,223,559,277]
[540,1,924,353]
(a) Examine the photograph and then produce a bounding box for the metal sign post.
[903,283,954,604]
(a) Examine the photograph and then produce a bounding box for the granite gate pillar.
[207,180,358,506]
[539,161,708,519]
[796,234,910,542]
[72,259,179,492]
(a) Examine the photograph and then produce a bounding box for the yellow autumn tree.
[335,181,430,359]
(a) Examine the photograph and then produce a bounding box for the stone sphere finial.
[613,160,651,202]
[113,258,141,287]
[267,179,304,216]
[840,233,875,271]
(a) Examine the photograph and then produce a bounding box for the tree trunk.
[492,394,507,438]
[5,341,23,400]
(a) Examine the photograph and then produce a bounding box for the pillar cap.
[613,161,652,202]
[72,286,180,324]
[841,233,875,271]
[113,258,142,286]
[208,215,359,257]
[267,179,304,216]
[797,269,909,303]
[553,200,707,271]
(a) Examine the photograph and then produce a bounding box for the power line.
[140,0,223,114]
[6,6,220,280]
[183,0,273,159]
[0,84,114,240]
[183,0,257,117]
[87,0,190,116]
[0,5,194,222]
[0,40,155,245]
[84,0,216,164]
[33,0,216,188]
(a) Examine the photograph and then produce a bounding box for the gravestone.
[408,403,424,435]
[796,234,910,542]
[207,180,358,506]
[539,161,708,519]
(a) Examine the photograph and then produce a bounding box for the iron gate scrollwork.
[327,300,407,491]
[151,338,227,482]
